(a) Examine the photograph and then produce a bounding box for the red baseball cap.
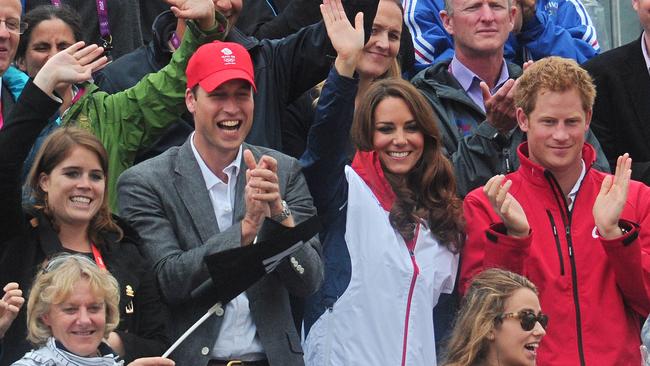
[186,41,256,92]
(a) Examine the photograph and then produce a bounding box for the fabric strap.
[50,0,112,46]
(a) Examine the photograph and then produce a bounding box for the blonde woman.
[13,254,173,366]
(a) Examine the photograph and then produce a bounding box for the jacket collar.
[31,210,123,256]
[516,142,597,185]
[351,151,396,212]
[226,27,260,51]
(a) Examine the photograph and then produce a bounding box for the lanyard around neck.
[50,0,113,52]
[90,243,107,270]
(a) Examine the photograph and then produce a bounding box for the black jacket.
[0,81,170,365]
[583,36,650,184]
[237,0,321,40]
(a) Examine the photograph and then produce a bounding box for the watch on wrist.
[271,200,291,222]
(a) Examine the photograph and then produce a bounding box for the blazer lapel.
[173,140,220,244]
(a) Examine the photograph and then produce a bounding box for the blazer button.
[201,347,209,355]
[290,257,298,266]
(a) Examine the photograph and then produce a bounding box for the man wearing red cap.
[117,41,323,366]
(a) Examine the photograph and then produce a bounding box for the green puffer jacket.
[61,14,227,210]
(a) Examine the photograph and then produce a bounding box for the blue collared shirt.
[449,56,510,136]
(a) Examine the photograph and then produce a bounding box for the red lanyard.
[91,243,107,270]
[71,86,86,105]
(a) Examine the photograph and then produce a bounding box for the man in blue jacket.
[405,0,600,70]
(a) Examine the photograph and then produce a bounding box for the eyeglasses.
[499,310,549,331]
[0,18,27,35]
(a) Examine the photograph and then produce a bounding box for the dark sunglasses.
[499,310,549,331]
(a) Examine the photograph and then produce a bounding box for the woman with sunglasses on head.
[300,0,462,364]
[442,268,547,366]
[13,254,173,366]
[0,47,171,362]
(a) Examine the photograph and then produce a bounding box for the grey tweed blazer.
[117,139,323,366]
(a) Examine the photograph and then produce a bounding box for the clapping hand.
[481,79,518,133]
[482,61,534,134]
[242,149,292,244]
[593,154,632,239]
[484,175,530,238]
[321,0,364,77]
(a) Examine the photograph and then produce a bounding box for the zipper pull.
[568,246,573,257]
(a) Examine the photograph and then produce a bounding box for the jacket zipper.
[401,227,420,366]
[546,210,565,275]
[545,172,586,366]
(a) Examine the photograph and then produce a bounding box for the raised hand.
[484,175,530,238]
[481,79,518,133]
[593,154,632,239]
[33,41,108,96]
[0,282,24,339]
[165,0,216,30]
[321,0,364,77]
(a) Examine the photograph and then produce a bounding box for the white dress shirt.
[190,134,266,361]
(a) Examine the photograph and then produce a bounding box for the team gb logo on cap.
[221,47,236,65]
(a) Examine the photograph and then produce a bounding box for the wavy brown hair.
[26,127,122,245]
[442,268,538,366]
[351,78,464,251]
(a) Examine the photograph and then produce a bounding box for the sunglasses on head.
[499,310,549,331]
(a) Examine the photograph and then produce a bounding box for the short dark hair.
[16,4,83,64]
